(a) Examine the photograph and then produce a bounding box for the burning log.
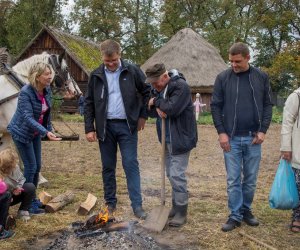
[45,190,75,213]
[39,191,53,205]
[77,193,97,215]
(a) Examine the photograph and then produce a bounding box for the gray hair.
[100,39,121,56]
[229,42,250,57]
[28,62,54,89]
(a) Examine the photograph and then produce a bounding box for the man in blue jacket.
[146,63,198,226]
[84,39,150,219]
[211,42,273,232]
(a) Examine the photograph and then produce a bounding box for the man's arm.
[84,75,96,135]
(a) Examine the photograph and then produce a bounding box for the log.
[239,230,277,250]
[38,191,53,205]
[45,190,75,213]
[77,193,97,215]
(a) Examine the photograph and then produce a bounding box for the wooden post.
[45,190,75,213]
[77,193,97,215]
[38,191,52,205]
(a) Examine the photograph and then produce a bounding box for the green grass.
[55,106,283,125]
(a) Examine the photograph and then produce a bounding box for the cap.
[145,63,166,83]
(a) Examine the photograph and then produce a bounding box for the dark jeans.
[0,192,11,226]
[11,183,36,211]
[99,120,142,209]
[13,136,42,187]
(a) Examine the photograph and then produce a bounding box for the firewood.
[38,191,52,205]
[77,193,97,215]
[239,230,277,250]
[45,190,75,213]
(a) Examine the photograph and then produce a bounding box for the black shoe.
[243,210,259,226]
[133,206,147,219]
[169,204,188,227]
[221,218,241,232]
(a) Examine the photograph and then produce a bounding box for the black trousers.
[11,183,36,211]
[0,191,11,226]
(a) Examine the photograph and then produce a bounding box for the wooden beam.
[77,193,97,216]
[45,190,75,213]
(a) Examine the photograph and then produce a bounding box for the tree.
[0,0,15,49]
[5,0,66,55]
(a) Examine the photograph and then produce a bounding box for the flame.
[95,207,109,225]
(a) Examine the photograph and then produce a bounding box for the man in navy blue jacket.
[211,42,273,232]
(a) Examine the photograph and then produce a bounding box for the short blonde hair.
[28,62,54,89]
[0,148,18,177]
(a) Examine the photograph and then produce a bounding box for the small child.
[0,149,37,223]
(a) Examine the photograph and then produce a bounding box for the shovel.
[142,117,170,232]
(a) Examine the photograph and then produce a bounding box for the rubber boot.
[169,204,188,227]
[169,200,177,218]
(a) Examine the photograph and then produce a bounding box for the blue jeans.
[165,144,190,206]
[99,120,142,209]
[224,136,261,222]
[13,136,42,187]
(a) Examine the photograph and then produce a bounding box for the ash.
[43,225,163,250]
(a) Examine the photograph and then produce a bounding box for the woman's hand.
[47,131,62,141]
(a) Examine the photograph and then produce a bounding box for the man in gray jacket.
[146,63,197,226]
[211,42,273,232]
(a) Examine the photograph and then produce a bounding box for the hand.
[12,188,23,196]
[156,108,167,118]
[148,97,155,110]
[281,151,292,162]
[252,132,265,144]
[137,118,146,131]
[219,133,230,152]
[47,131,62,141]
[86,131,97,142]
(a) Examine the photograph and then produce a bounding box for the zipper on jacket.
[162,85,172,154]
[231,77,239,138]
[101,85,104,99]
[249,75,261,132]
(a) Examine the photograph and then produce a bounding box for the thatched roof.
[17,25,101,75]
[141,28,228,91]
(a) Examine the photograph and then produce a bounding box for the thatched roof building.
[141,28,228,110]
[16,25,101,112]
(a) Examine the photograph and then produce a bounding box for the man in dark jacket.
[146,64,198,226]
[211,42,273,232]
[84,39,151,219]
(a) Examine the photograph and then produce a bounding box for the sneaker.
[32,198,44,208]
[221,218,241,232]
[0,226,15,240]
[243,210,259,226]
[133,206,147,220]
[29,201,45,215]
[17,210,31,221]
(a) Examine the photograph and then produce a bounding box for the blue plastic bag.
[269,159,299,210]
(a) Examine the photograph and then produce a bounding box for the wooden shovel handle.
[161,118,166,206]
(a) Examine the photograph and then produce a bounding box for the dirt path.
[3,123,300,249]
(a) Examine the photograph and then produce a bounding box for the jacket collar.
[93,59,129,77]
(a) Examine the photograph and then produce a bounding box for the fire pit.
[27,207,166,250]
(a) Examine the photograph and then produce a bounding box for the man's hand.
[219,133,230,152]
[156,108,167,118]
[252,132,265,144]
[138,118,146,131]
[148,97,155,110]
[281,151,292,162]
[47,132,62,141]
[86,131,97,142]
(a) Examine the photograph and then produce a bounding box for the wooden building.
[141,28,228,111]
[16,25,101,113]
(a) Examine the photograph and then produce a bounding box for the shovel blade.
[142,205,170,232]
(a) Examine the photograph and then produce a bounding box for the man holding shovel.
[146,64,198,226]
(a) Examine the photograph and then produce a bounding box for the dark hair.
[100,39,121,56]
[229,42,250,57]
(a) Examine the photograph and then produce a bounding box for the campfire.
[84,206,113,229]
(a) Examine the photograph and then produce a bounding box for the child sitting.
[0,148,38,222]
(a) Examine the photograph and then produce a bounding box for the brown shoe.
[5,215,16,230]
